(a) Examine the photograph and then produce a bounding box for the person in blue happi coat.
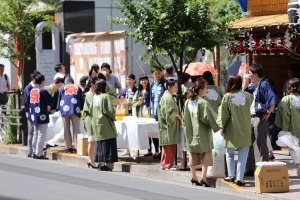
[24,70,41,157]
[29,74,53,159]
[57,76,84,153]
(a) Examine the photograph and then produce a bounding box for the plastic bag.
[207,131,225,178]
[212,131,225,153]
[276,131,300,159]
[276,131,299,149]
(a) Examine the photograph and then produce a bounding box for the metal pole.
[215,46,221,86]
[126,47,146,74]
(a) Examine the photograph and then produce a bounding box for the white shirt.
[53,72,65,80]
[0,74,10,93]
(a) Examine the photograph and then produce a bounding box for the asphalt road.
[0,154,268,200]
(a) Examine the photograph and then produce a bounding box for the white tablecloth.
[45,114,185,152]
[116,121,186,151]
[45,114,87,143]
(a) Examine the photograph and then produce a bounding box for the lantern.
[266,38,277,50]
[276,37,286,50]
[259,38,267,50]
[230,39,244,53]
[242,39,250,51]
[288,0,300,34]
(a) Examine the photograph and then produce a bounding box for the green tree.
[110,0,244,110]
[0,0,61,89]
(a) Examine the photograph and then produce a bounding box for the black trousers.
[148,138,160,153]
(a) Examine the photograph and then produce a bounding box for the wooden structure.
[68,31,127,88]
[248,0,289,17]
[230,0,299,95]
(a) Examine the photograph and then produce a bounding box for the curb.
[0,144,244,190]
[0,144,297,200]
[0,143,240,190]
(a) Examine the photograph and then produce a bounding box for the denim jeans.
[226,146,250,181]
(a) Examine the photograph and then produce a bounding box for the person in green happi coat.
[179,73,191,112]
[217,74,253,186]
[275,78,300,177]
[82,77,98,169]
[91,80,118,171]
[158,78,182,170]
[202,71,223,113]
[96,73,118,99]
[184,77,220,187]
[132,74,151,118]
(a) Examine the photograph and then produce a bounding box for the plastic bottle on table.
[115,105,120,121]
[120,105,125,121]
[142,105,149,118]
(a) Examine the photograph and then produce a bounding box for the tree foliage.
[0,0,61,87]
[110,0,244,74]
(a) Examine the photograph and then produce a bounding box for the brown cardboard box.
[255,162,289,193]
[112,99,129,115]
[77,134,88,156]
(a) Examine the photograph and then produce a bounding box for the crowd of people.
[21,61,300,184]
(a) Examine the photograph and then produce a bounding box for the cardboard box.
[112,99,129,115]
[255,162,289,193]
[77,134,88,156]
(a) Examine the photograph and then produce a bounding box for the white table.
[116,121,185,153]
[45,114,87,144]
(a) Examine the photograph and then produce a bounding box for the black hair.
[165,78,177,90]
[287,78,300,95]
[127,73,136,84]
[95,80,107,95]
[96,73,106,81]
[0,64,4,68]
[101,63,111,70]
[88,68,97,77]
[225,74,242,93]
[138,74,150,97]
[165,64,173,75]
[182,73,191,84]
[289,64,300,78]
[91,64,100,72]
[187,77,206,100]
[54,77,65,84]
[202,71,215,85]
[249,63,263,78]
[151,66,162,73]
[84,77,97,94]
[54,63,63,72]
[35,74,45,85]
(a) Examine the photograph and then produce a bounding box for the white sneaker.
[166,166,177,170]
[122,151,130,156]
[161,166,166,170]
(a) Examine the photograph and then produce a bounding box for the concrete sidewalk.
[0,143,299,200]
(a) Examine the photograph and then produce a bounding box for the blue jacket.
[24,82,34,120]
[118,86,138,99]
[245,78,277,112]
[149,78,166,117]
[57,84,84,118]
[29,85,53,125]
